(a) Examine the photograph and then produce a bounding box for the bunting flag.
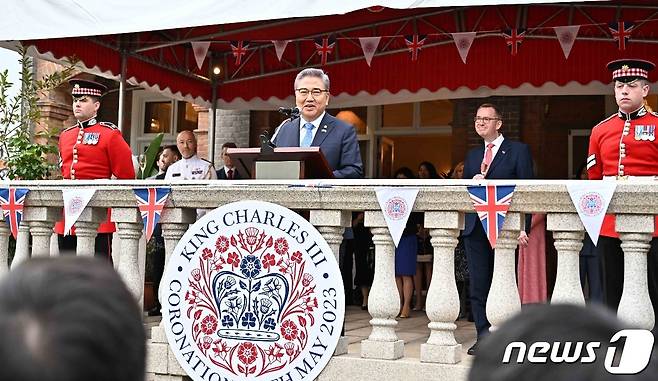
[0,188,29,239]
[62,188,96,236]
[451,32,476,64]
[272,40,290,62]
[609,21,634,51]
[566,181,616,246]
[314,37,336,66]
[467,184,515,249]
[358,36,381,67]
[553,25,580,59]
[404,34,426,61]
[230,40,250,65]
[191,41,211,70]
[376,188,419,247]
[502,28,525,56]
[133,187,171,242]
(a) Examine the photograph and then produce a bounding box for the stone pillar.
[11,224,31,269]
[75,208,106,257]
[547,213,585,305]
[0,223,10,275]
[113,208,145,303]
[617,214,654,329]
[24,207,59,258]
[361,211,403,360]
[311,209,351,356]
[486,212,522,331]
[421,211,463,364]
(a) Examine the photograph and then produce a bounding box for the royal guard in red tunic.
[55,79,135,255]
[587,59,658,318]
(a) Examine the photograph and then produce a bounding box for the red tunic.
[587,106,658,237]
[54,119,135,234]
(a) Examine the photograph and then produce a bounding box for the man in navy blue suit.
[462,103,534,355]
[273,68,363,179]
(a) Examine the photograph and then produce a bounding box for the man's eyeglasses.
[296,88,329,97]
[473,116,500,123]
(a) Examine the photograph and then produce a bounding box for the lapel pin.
[321,125,327,133]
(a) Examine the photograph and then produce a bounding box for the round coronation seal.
[162,201,345,381]
[385,196,407,220]
[579,192,604,217]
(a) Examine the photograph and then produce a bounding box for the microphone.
[278,106,300,118]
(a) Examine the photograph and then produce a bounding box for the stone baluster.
[486,212,522,331]
[548,213,585,305]
[421,211,463,364]
[147,208,196,380]
[0,223,10,275]
[617,214,654,329]
[361,210,403,360]
[113,208,145,303]
[24,207,59,258]
[74,208,106,256]
[11,224,31,269]
[311,209,351,356]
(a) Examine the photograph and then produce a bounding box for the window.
[382,103,413,128]
[143,101,172,133]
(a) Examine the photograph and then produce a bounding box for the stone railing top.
[4,179,658,215]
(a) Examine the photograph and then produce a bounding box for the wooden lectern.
[227,146,334,179]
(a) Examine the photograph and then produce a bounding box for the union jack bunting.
[404,34,426,61]
[314,37,336,66]
[502,28,525,56]
[467,184,516,249]
[133,187,171,242]
[230,41,250,65]
[0,188,29,239]
[609,21,634,51]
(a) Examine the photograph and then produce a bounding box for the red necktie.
[481,143,495,174]
[227,169,233,180]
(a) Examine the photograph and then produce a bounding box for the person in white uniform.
[165,131,217,180]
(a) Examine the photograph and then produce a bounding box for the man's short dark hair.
[221,142,237,150]
[0,258,146,381]
[477,103,502,119]
[163,144,181,160]
[469,304,658,381]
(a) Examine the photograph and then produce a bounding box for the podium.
[227,147,334,179]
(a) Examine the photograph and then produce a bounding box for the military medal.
[635,125,645,141]
[648,125,656,141]
[83,132,100,145]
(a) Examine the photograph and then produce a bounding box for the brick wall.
[212,109,250,165]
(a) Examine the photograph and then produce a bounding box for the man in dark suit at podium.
[272,68,363,179]
[462,103,534,355]
[216,142,241,180]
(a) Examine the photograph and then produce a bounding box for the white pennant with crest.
[553,25,580,59]
[566,181,616,245]
[358,36,381,67]
[451,32,476,64]
[62,188,97,236]
[272,40,290,62]
[376,188,419,247]
[191,41,211,69]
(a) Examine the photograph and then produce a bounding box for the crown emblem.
[183,227,319,376]
[212,261,290,341]
[622,64,630,71]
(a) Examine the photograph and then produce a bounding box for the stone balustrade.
[1,178,656,379]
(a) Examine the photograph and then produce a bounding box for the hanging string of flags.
[0,183,622,250]
[186,17,656,68]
